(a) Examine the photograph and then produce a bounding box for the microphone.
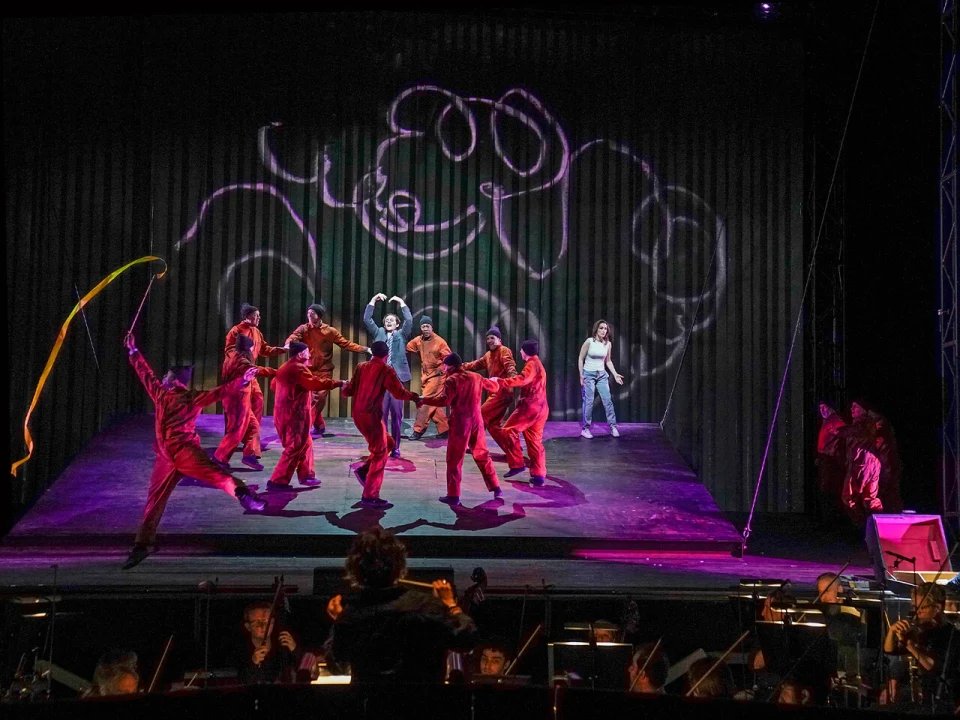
[885,551,916,564]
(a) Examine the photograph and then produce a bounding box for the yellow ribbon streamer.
[11,256,168,477]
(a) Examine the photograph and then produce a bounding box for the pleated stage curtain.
[6,12,804,513]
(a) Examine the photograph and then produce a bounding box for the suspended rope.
[741,0,881,552]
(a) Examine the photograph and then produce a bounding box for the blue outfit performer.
[578,319,625,439]
[363,293,414,458]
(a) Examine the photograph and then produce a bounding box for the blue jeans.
[581,370,617,427]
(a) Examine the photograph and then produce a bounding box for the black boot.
[236,487,267,512]
[122,543,156,570]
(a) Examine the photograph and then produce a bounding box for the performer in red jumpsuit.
[223,303,287,456]
[284,302,369,436]
[123,332,267,570]
[496,340,549,487]
[422,353,503,505]
[267,341,346,490]
[214,335,278,470]
[341,341,420,508]
[405,315,452,440]
[462,327,518,458]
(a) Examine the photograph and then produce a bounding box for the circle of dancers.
[120,294,601,570]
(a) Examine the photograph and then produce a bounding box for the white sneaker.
[581,428,593,439]
[611,426,620,438]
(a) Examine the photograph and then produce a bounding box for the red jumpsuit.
[129,350,249,546]
[285,321,367,432]
[422,369,502,497]
[223,323,286,439]
[406,333,452,435]
[498,356,549,478]
[341,357,419,500]
[269,357,342,485]
[214,355,277,464]
[462,346,517,454]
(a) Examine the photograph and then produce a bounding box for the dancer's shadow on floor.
[505,476,589,510]
[385,458,419,474]
[255,486,327,518]
[321,509,430,535]
[424,500,526,532]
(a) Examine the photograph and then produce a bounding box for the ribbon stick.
[128,272,159,335]
[11,256,167,477]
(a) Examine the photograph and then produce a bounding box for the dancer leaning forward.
[123,332,268,570]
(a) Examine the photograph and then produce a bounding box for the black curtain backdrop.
[5,11,804,518]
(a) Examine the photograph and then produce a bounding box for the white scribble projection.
[177,85,726,417]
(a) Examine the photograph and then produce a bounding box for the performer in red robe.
[462,327,518,456]
[421,353,503,505]
[405,315,451,440]
[841,401,885,524]
[123,332,267,570]
[496,340,549,487]
[341,342,420,508]
[214,335,278,469]
[267,341,345,489]
[816,402,847,516]
[223,303,287,455]
[284,302,369,436]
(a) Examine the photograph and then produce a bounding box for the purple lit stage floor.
[5,416,743,558]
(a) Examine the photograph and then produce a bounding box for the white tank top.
[583,338,609,372]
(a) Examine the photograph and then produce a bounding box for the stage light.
[754,2,780,21]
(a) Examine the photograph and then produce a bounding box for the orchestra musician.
[882,582,957,711]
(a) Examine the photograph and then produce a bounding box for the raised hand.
[370,293,387,304]
[432,579,457,608]
[388,295,405,306]
[327,594,343,621]
[124,332,137,351]
[278,630,297,652]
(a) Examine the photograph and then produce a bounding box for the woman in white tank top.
[577,320,624,438]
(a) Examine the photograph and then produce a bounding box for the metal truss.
[940,0,959,536]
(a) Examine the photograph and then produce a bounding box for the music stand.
[755,620,831,701]
[547,642,633,690]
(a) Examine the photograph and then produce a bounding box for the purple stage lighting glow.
[754,2,780,20]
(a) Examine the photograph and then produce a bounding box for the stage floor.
[5,416,742,558]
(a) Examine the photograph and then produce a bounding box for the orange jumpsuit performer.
[422,352,503,505]
[405,315,451,441]
[214,335,278,470]
[223,303,287,458]
[267,341,345,490]
[496,340,549,487]
[462,327,517,456]
[341,341,420,508]
[123,332,267,570]
[284,302,369,436]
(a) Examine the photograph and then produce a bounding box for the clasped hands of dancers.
[122,295,610,570]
